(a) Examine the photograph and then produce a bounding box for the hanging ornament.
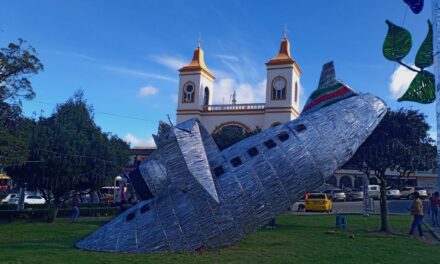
[403,0,424,14]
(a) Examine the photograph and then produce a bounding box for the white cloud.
[124,134,156,147]
[429,130,437,143]
[213,54,240,62]
[151,55,187,70]
[138,85,158,97]
[211,68,233,79]
[214,54,258,83]
[100,65,177,83]
[298,82,306,111]
[213,78,266,104]
[389,64,418,99]
[52,50,96,61]
[171,93,178,103]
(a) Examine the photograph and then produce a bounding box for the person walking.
[409,192,425,239]
[71,192,80,221]
[429,191,440,227]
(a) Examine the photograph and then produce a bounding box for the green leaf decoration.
[398,71,435,104]
[415,20,433,69]
[383,20,412,61]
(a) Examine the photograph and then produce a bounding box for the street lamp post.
[433,0,440,192]
[362,162,370,217]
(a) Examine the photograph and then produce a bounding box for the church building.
[176,35,301,134]
[117,34,436,192]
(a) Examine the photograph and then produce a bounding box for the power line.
[31,100,173,124]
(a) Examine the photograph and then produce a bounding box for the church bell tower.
[176,43,216,124]
[263,33,302,128]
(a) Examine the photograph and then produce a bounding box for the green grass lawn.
[0,215,437,264]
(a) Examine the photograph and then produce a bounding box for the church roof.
[266,37,301,74]
[179,46,216,80]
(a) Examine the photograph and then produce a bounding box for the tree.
[0,38,43,105]
[6,91,130,220]
[212,124,261,151]
[0,38,43,167]
[350,108,436,232]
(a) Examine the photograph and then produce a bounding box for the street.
[290,199,432,215]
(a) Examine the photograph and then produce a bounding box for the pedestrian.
[429,191,440,227]
[409,192,425,239]
[91,190,100,204]
[119,182,130,212]
[71,192,80,221]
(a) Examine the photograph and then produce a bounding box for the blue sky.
[0,0,435,146]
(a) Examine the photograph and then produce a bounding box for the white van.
[368,185,380,199]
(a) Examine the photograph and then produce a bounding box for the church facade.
[176,36,301,134]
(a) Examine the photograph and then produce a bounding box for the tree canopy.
[0,38,43,167]
[350,108,436,232]
[212,125,261,151]
[350,108,435,176]
[6,91,130,206]
[0,38,43,105]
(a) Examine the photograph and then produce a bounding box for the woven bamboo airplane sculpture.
[76,62,387,252]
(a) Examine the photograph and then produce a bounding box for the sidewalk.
[425,215,440,241]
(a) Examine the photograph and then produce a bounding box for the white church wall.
[201,113,265,134]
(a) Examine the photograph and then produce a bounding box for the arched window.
[339,176,353,189]
[294,82,298,103]
[182,82,195,103]
[272,76,287,100]
[204,87,209,106]
[354,177,363,188]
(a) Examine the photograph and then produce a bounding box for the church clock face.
[273,77,286,90]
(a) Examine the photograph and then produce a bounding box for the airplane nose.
[304,93,387,174]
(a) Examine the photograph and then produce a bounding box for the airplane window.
[264,139,276,149]
[247,147,259,157]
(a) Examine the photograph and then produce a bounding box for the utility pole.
[432,0,440,191]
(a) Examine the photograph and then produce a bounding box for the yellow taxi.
[305,193,333,212]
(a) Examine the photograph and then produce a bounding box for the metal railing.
[203,103,265,111]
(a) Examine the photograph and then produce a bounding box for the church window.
[230,157,242,167]
[264,139,276,149]
[204,87,209,106]
[182,82,195,103]
[272,76,287,100]
[247,147,259,157]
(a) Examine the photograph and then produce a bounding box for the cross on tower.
[197,35,203,48]
[283,25,288,39]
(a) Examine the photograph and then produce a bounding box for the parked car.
[331,189,346,202]
[100,186,119,204]
[1,192,18,204]
[305,193,333,212]
[346,188,363,201]
[414,187,428,200]
[323,190,332,197]
[386,188,401,200]
[7,195,46,205]
[368,185,380,199]
[400,186,415,199]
